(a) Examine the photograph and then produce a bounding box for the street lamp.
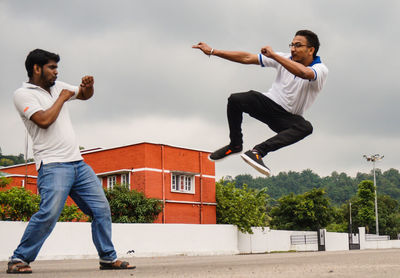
[363,154,384,235]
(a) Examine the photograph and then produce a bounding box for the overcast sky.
[1,0,399,179]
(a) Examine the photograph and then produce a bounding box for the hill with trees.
[0,147,33,167]
[230,168,400,206]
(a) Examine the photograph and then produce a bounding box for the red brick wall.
[131,171,145,193]
[164,202,201,224]
[0,176,37,194]
[84,144,146,173]
[202,205,217,224]
[143,171,163,199]
[2,164,36,176]
[1,143,216,224]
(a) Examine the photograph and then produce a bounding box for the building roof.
[0,142,212,170]
[79,142,212,155]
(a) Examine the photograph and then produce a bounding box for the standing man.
[7,49,135,274]
[192,30,328,176]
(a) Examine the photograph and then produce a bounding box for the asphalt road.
[1,249,400,278]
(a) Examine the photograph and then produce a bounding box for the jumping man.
[192,30,328,176]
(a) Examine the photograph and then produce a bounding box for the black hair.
[295,30,320,58]
[25,49,60,78]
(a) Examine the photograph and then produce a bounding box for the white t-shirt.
[13,81,83,170]
[258,52,328,115]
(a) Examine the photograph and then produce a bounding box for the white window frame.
[121,173,130,189]
[107,175,117,190]
[171,173,195,194]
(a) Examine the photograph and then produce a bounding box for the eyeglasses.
[289,43,310,49]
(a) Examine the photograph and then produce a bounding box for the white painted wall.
[325,231,349,251]
[358,227,400,250]
[2,222,400,262]
[237,227,318,253]
[0,222,238,261]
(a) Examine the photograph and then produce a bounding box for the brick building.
[0,142,216,224]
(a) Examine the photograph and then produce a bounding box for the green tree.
[105,184,162,223]
[323,171,357,206]
[0,186,89,222]
[339,190,400,238]
[326,204,349,233]
[0,187,40,221]
[374,195,400,239]
[0,176,11,188]
[0,150,33,166]
[59,204,88,222]
[216,179,269,234]
[234,174,254,189]
[270,188,333,231]
[0,158,14,167]
[354,180,375,233]
[231,168,400,206]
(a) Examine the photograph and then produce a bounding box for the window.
[107,175,117,189]
[121,173,129,189]
[171,173,195,194]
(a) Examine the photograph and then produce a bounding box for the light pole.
[349,201,352,233]
[363,154,384,235]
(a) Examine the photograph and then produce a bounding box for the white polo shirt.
[258,52,328,115]
[13,81,83,170]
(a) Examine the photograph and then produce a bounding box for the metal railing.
[365,234,390,241]
[290,234,318,245]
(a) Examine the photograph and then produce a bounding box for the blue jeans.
[11,160,117,263]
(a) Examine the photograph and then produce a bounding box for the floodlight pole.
[349,202,352,233]
[363,154,384,235]
[372,158,378,235]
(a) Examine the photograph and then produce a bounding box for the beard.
[40,71,56,87]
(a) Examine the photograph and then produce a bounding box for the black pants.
[227,90,313,157]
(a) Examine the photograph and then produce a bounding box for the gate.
[349,233,360,250]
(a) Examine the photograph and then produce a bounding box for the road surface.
[1,249,400,277]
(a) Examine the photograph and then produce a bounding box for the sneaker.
[240,150,271,176]
[209,145,243,161]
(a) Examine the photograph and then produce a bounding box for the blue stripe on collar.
[290,56,321,66]
[309,56,321,67]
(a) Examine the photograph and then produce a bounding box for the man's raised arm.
[30,89,75,129]
[192,42,259,65]
[261,46,315,80]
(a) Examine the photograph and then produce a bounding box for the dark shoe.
[99,260,136,270]
[209,145,242,161]
[6,261,32,274]
[240,150,271,176]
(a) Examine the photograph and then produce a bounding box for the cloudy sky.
[1,0,399,179]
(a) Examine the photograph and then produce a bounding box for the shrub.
[105,185,162,223]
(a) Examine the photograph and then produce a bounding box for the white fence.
[0,222,238,261]
[325,231,349,251]
[365,234,390,241]
[358,227,400,250]
[238,228,318,253]
[1,222,400,261]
